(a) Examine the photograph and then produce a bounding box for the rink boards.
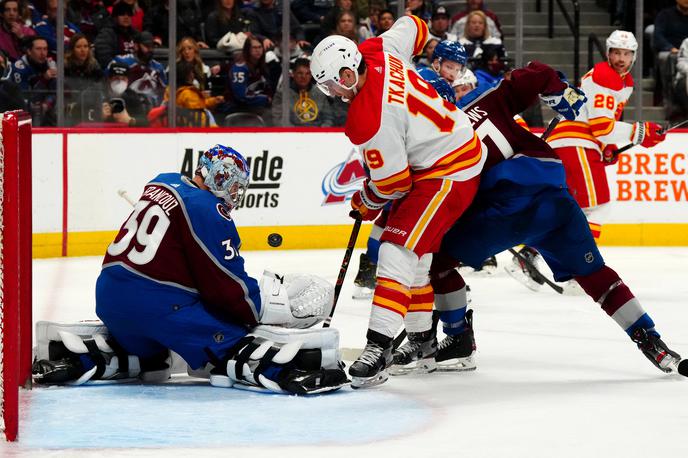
[30,128,688,257]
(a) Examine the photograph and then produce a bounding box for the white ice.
[2,247,688,458]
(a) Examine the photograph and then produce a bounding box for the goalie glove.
[631,122,666,148]
[259,271,334,328]
[351,179,388,221]
[540,73,587,121]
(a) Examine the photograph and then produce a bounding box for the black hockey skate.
[631,328,682,374]
[390,330,438,375]
[435,309,477,371]
[475,256,498,275]
[352,253,377,300]
[349,331,393,388]
[504,246,546,292]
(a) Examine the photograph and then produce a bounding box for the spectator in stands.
[205,0,250,49]
[100,60,149,126]
[291,0,335,26]
[357,0,386,40]
[226,35,274,122]
[322,0,357,38]
[66,0,109,43]
[107,0,144,32]
[94,1,139,68]
[415,37,439,68]
[271,57,333,126]
[247,0,307,51]
[177,36,221,90]
[429,5,457,42]
[674,36,688,116]
[0,48,25,111]
[164,60,224,126]
[33,0,81,57]
[0,0,35,61]
[376,8,394,36]
[109,31,167,109]
[144,0,206,48]
[473,44,507,89]
[450,0,502,40]
[405,0,431,22]
[458,10,503,61]
[332,11,359,43]
[64,33,104,125]
[653,0,688,119]
[5,36,56,125]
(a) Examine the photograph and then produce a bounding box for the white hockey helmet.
[606,30,638,65]
[310,35,362,97]
[452,68,477,89]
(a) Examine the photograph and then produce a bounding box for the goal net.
[0,110,33,442]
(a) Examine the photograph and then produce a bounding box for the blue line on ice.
[21,384,432,449]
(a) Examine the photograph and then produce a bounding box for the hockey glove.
[602,145,620,165]
[351,180,388,221]
[631,122,666,148]
[540,85,587,121]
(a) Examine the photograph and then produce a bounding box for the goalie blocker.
[32,321,348,395]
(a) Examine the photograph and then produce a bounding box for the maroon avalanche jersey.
[461,61,567,171]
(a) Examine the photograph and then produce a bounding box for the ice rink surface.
[2,247,688,457]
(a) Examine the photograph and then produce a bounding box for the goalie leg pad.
[209,325,348,394]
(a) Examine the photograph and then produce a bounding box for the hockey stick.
[323,213,362,328]
[507,248,564,294]
[541,115,562,140]
[117,188,137,206]
[613,119,688,157]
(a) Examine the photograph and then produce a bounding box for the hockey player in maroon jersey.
[32,145,348,395]
[311,15,485,388]
[389,63,684,379]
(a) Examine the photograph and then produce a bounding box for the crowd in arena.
[0,0,687,127]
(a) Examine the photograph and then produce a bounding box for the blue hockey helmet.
[196,144,250,209]
[432,40,468,67]
[427,77,456,105]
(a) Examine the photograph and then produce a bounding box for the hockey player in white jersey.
[311,15,485,388]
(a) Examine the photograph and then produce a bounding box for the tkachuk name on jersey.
[387,54,406,105]
[142,185,179,216]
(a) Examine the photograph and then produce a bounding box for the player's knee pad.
[411,253,432,287]
[377,242,418,286]
[209,325,347,395]
[259,271,334,329]
[32,321,145,385]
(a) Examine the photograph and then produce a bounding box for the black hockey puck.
[267,233,283,248]
[678,359,688,377]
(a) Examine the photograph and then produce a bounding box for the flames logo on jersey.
[321,148,368,205]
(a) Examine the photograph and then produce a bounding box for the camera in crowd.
[109,98,126,114]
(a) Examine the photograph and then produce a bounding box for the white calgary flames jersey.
[547,61,635,151]
[344,16,485,200]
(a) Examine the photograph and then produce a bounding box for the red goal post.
[0,110,33,442]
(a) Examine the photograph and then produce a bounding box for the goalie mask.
[310,35,362,98]
[196,144,250,210]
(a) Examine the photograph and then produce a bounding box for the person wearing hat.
[94,1,139,68]
[107,31,167,110]
[429,5,457,42]
[100,60,149,126]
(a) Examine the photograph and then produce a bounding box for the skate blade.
[352,285,374,300]
[389,358,437,376]
[504,265,542,292]
[436,356,476,372]
[351,370,389,389]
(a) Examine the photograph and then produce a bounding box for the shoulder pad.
[591,62,633,91]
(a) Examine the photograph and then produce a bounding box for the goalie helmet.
[606,30,638,65]
[196,144,250,209]
[310,35,362,97]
